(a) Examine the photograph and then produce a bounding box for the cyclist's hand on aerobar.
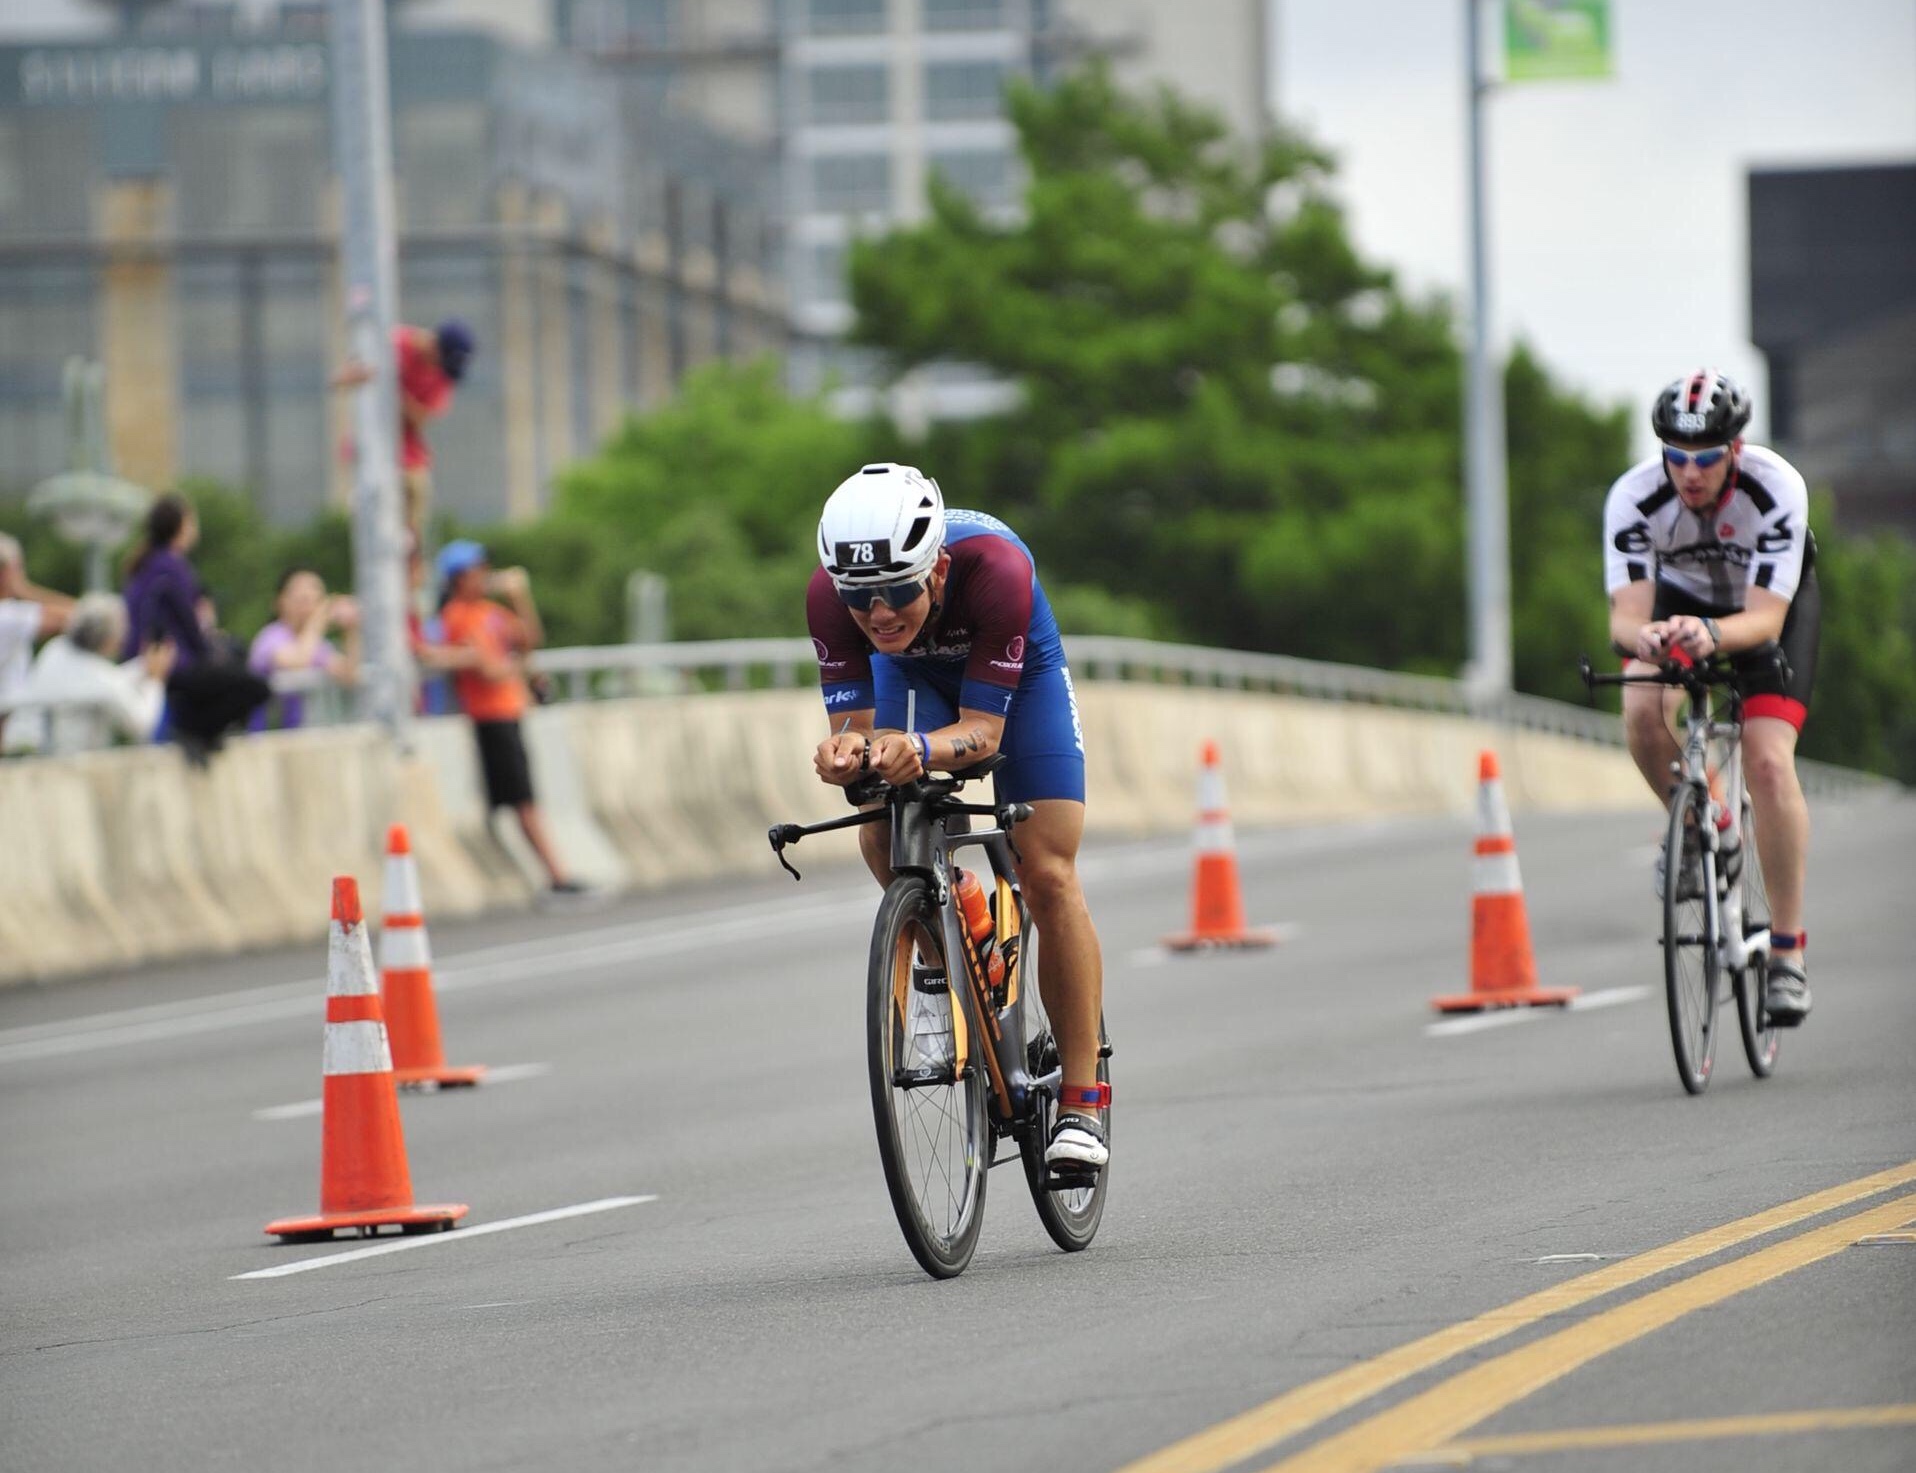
[814,732,870,788]
[869,733,926,787]
[1660,615,1718,661]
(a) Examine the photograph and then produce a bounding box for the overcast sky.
[1274,0,1916,449]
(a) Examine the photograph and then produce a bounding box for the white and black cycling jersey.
[1601,443,1811,609]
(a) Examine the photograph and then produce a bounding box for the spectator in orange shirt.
[333,320,475,538]
[435,539,583,897]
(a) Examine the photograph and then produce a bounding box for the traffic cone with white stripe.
[1164,740,1277,950]
[265,877,469,1240]
[1431,752,1579,1012]
[380,824,485,1089]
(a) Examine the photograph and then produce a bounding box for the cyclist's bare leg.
[1009,800,1104,1099]
[1742,716,1808,952]
[1621,663,1685,799]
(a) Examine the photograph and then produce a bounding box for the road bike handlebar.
[768,755,1033,881]
[1579,641,1789,699]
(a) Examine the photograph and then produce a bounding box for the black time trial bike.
[770,756,1111,1278]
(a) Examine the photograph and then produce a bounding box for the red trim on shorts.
[1744,694,1806,730]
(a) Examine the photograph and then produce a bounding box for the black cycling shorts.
[1650,568,1820,730]
[473,719,536,809]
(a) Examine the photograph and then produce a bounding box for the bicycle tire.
[1663,782,1721,1095]
[1016,913,1111,1251]
[1734,797,1780,1078]
[866,876,989,1279]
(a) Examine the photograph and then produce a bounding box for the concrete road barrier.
[1,684,1653,986]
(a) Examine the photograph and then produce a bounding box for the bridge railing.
[1,636,1898,797]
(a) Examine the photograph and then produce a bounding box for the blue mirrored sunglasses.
[1662,444,1731,470]
[836,577,928,612]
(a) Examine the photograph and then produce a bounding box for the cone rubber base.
[1163,929,1279,951]
[265,1202,468,1241]
[1430,986,1579,1013]
[394,1065,488,1089]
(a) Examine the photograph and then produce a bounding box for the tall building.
[0,0,787,523]
[1749,162,1916,537]
[559,0,1272,404]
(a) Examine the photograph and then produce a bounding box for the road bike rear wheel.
[1016,915,1110,1251]
[1734,797,1780,1078]
[867,876,988,1279]
[1663,782,1721,1095]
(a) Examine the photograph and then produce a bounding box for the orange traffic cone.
[1164,740,1277,951]
[1431,752,1579,1012]
[380,824,485,1089]
[265,877,469,1240]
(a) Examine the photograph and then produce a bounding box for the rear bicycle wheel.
[867,876,988,1279]
[1734,797,1780,1078]
[1663,782,1722,1095]
[1016,915,1110,1251]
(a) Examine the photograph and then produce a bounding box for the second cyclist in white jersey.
[1601,369,1820,1025]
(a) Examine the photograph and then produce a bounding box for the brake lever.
[768,824,804,882]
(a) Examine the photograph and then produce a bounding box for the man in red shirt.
[335,320,475,537]
[435,539,583,898]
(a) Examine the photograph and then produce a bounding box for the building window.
[810,153,890,213]
[807,64,889,126]
[806,0,887,35]
[801,241,849,306]
[174,107,327,236]
[563,0,673,49]
[924,60,1009,121]
[397,105,487,231]
[923,0,1004,32]
[928,148,1012,209]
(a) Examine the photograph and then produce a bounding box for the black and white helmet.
[816,463,946,589]
[1651,369,1753,447]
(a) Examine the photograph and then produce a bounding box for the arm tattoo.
[948,726,989,759]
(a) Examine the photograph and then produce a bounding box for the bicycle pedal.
[1046,1164,1100,1193]
[891,1065,957,1089]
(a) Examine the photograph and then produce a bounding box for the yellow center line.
[1113,1159,1916,1473]
[1423,1404,1916,1463]
[1260,1191,1916,1473]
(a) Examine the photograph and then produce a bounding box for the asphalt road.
[4,800,1913,1473]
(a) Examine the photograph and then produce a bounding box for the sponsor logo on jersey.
[988,659,1023,673]
[812,637,829,661]
[1664,542,1753,569]
[1757,524,1793,553]
[1614,523,1653,554]
[1006,636,1025,662]
[824,686,861,707]
[1718,523,1735,538]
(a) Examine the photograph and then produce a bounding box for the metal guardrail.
[1,636,1901,796]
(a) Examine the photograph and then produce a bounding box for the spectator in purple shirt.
[247,568,361,730]
[120,493,208,671]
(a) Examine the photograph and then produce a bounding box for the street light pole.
[329,0,413,738]
[1464,0,1512,702]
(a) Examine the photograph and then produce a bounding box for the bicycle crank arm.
[891,1064,961,1090]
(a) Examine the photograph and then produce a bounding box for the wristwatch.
[1702,617,1722,652]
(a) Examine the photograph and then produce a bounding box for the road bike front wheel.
[867,876,989,1279]
[1734,797,1780,1078]
[1016,914,1111,1251]
[1663,781,1722,1095]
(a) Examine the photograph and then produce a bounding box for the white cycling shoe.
[1044,1113,1109,1171]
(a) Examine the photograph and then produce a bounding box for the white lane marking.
[1426,1009,1545,1037]
[251,1062,553,1121]
[1426,984,1650,1037]
[1570,985,1653,1012]
[4,820,1431,1068]
[231,1195,658,1279]
[1529,1253,1611,1264]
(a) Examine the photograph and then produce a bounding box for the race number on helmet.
[816,463,947,588]
[1651,369,1753,448]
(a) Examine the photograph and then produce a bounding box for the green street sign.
[1505,0,1612,81]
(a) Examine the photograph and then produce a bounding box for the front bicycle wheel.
[1663,782,1722,1095]
[1734,797,1780,1078]
[867,876,988,1279]
[1016,915,1111,1251]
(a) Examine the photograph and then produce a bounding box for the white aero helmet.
[816,463,946,589]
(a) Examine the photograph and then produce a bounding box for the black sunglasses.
[836,578,928,612]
